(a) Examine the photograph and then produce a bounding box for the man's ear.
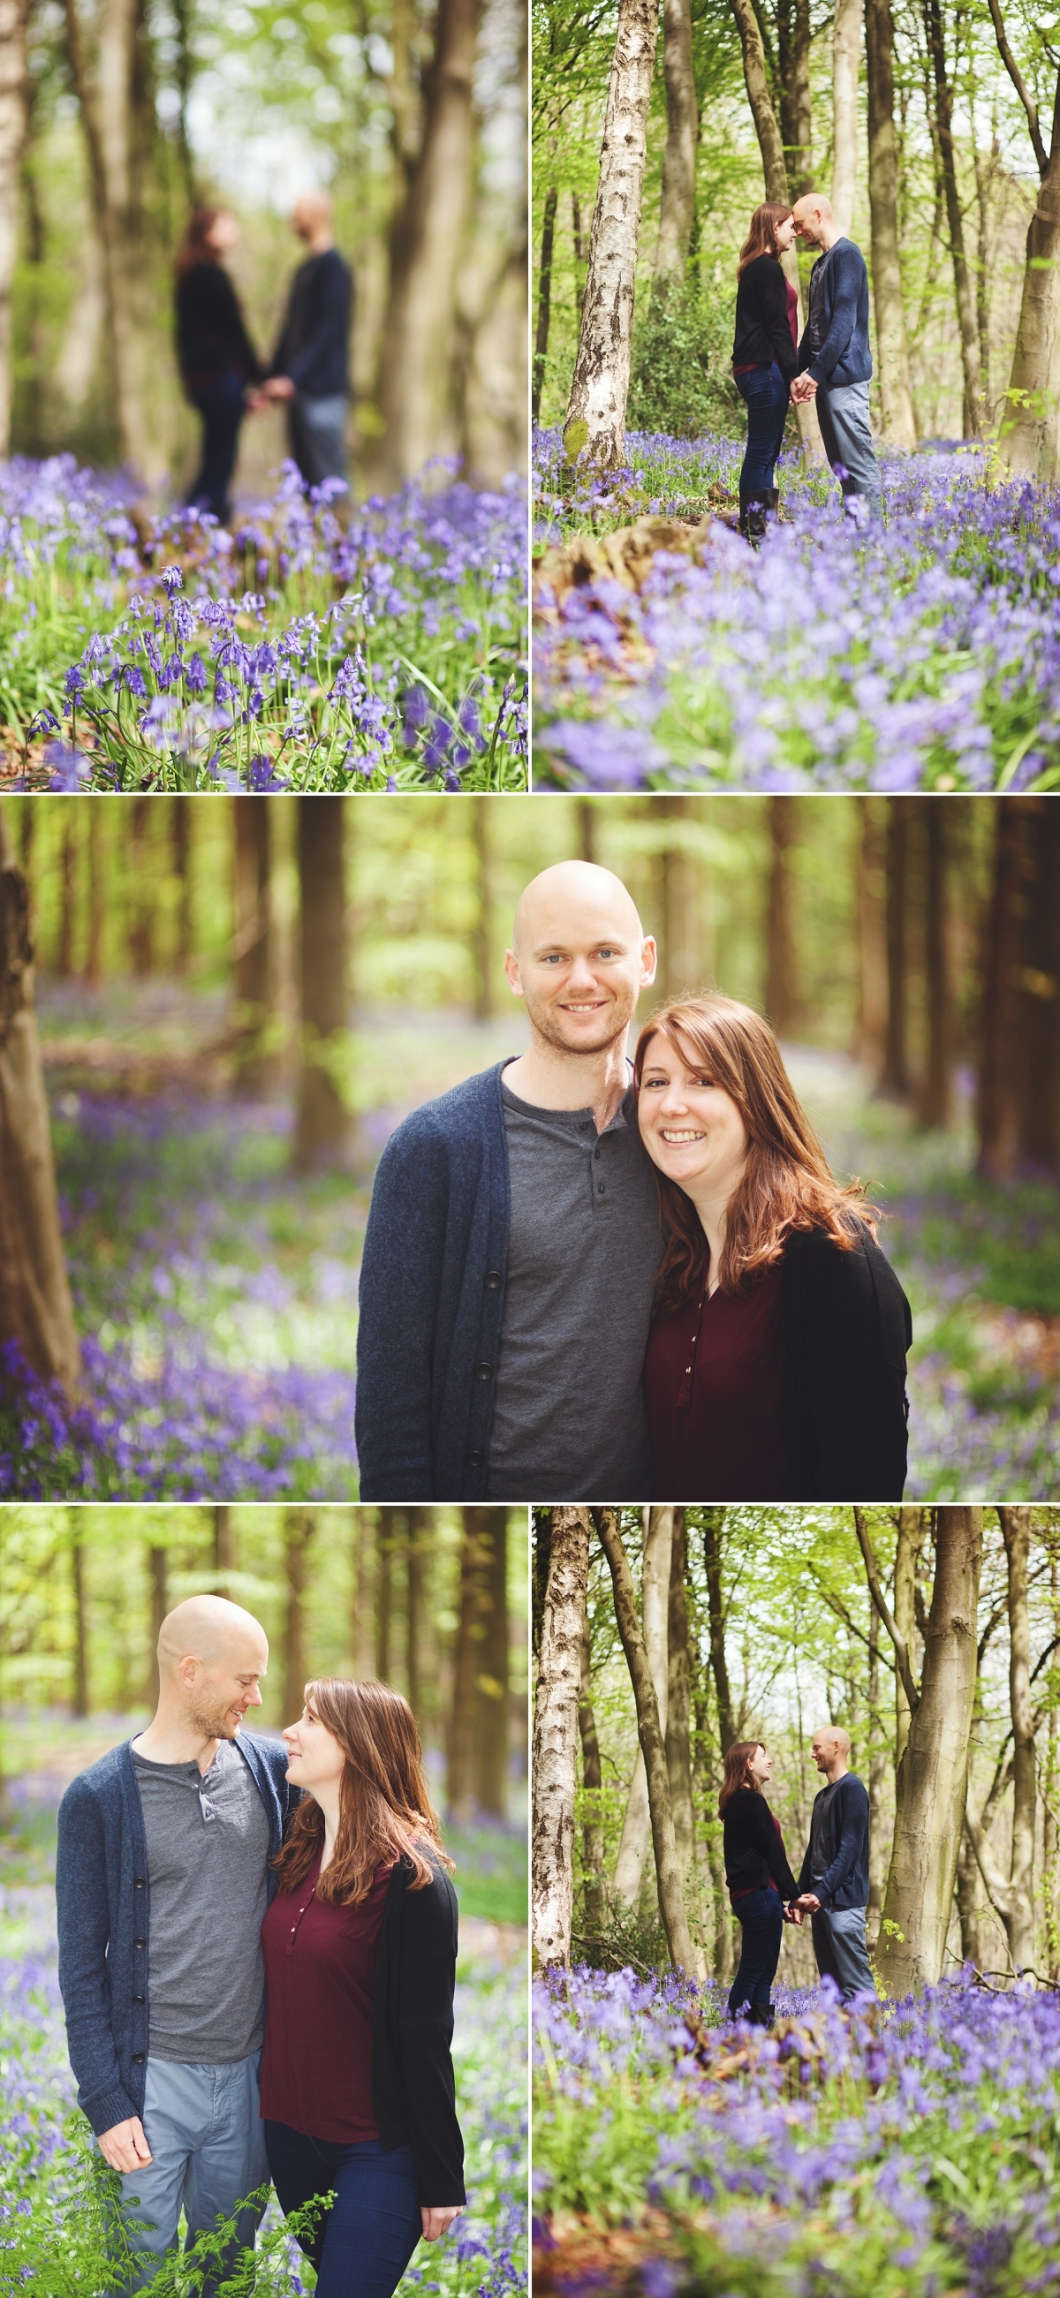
[640,936,658,987]
[503,949,524,998]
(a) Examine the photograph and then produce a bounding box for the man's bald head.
[158,1595,267,1674]
[793,192,833,223]
[812,1724,850,1758]
[156,1596,269,1744]
[512,861,645,958]
[292,190,334,249]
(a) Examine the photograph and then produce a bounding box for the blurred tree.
[71,1517,89,1717]
[57,808,77,978]
[577,1612,607,1932]
[853,796,887,1068]
[293,797,352,1170]
[765,795,799,1036]
[146,1543,166,1707]
[213,1505,235,1589]
[652,0,698,292]
[127,797,154,975]
[0,0,30,457]
[918,799,955,1129]
[282,1508,316,1725]
[232,797,274,1098]
[0,805,81,1389]
[473,1507,509,1817]
[471,797,494,1021]
[533,180,558,422]
[171,798,192,974]
[448,1505,491,1820]
[376,1506,394,1679]
[85,808,104,988]
[63,0,152,474]
[881,794,910,1096]
[653,797,698,1000]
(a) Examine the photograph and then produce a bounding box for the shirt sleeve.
[355,1115,449,1500]
[56,1781,138,2136]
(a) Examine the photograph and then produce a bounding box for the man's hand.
[264,375,296,403]
[98,2116,153,2173]
[796,1892,821,1913]
[244,387,267,413]
[786,1903,803,1926]
[791,374,818,404]
[421,2207,462,2241]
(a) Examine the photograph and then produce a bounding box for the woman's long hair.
[272,1678,452,1906]
[718,1741,765,1816]
[634,994,877,1311]
[176,207,224,279]
[737,203,794,275]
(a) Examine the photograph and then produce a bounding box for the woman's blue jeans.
[264,2125,422,2298]
[186,371,246,521]
[728,1884,784,2024]
[736,362,791,498]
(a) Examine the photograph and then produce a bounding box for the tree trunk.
[86,808,104,989]
[595,1505,695,1970]
[350,1510,376,1681]
[918,800,954,1129]
[126,797,154,976]
[57,809,77,978]
[473,1508,509,1819]
[563,0,657,467]
[701,1506,734,1751]
[1015,800,1060,1169]
[448,1506,496,1821]
[777,0,813,198]
[578,1616,607,1933]
[282,1509,315,1726]
[146,1542,167,1711]
[867,1600,886,1937]
[532,184,558,424]
[854,796,888,1067]
[876,1506,983,1994]
[213,1505,235,1589]
[406,1506,426,1724]
[0,808,81,1389]
[893,1505,926,1767]
[831,0,861,234]
[955,1827,980,1966]
[0,0,30,457]
[765,795,799,1036]
[578,797,597,865]
[376,1508,393,1680]
[71,1526,90,1716]
[864,0,917,446]
[171,798,192,974]
[976,797,1028,1176]
[665,1508,703,1971]
[471,797,494,1021]
[1000,1505,1036,1972]
[293,798,352,1171]
[1000,72,1060,480]
[63,0,150,473]
[375,0,480,484]
[654,798,698,999]
[613,1506,673,1904]
[923,0,983,436]
[653,0,698,291]
[232,797,274,1098]
[532,1505,591,1967]
[881,795,910,1096]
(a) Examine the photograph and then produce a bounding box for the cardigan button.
[484,1270,502,1289]
[134,1879,145,1888]
[134,1939,145,1949]
[474,1362,493,1381]
[133,1995,145,2004]
[468,1450,484,1469]
[132,2053,144,2065]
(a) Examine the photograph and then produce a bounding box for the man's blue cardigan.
[355,1064,512,1501]
[797,239,873,388]
[55,1733,298,2136]
[797,1771,871,1911]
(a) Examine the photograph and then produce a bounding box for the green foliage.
[627,284,746,443]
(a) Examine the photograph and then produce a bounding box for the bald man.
[56,1597,298,2292]
[790,194,882,528]
[356,860,665,1500]
[264,190,352,490]
[794,1725,875,2004]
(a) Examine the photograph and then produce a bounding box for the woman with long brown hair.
[175,206,264,522]
[719,1740,800,2025]
[731,202,799,543]
[635,993,911,1502]
[259,1678,464,2298]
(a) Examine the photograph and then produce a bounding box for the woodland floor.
[5,981,1056,1497]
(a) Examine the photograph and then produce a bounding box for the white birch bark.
[563,0,657,467]
[531,1507,590,1968]
[831,0,861,236]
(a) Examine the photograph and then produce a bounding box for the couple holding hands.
[721,1725,875,2025]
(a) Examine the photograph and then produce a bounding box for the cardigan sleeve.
[394,1871,466,2205]
[814,1776,870,1909]
[758,259,798,380]
[355,1112,451,1500]
[757,1798,799,1900]
[803,243,864,383]
[56,1779,137,2136]
[784,1222,911,1500]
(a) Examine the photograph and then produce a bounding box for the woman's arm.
[758,260,798,379]
[394,1872,466,2208]
[785,1226,911,1500]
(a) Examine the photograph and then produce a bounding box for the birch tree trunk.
[864,0,917,446]
[578,1617,607,1933]
[532,1506,591,1968]
[0,808,81,1391]
[652,0,698,293]
[613,1506,673,1903]
[64,0,150,475]
[966,1508,1036,1973]
[923,0,983,436]
[876,1507,983,1995]
[831,0,861,236]
[665,1509,704,1974]
[376,0,480,484]
[0,0,29,458]
[595,1506,695,1971]
[1000,72,1060,480]
[563,0,657,466]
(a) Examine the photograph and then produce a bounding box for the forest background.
[0,0,526,492]
[532,0,1060,464]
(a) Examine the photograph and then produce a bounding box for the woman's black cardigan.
[779,1218,912,1500]
[732,254,797,380]
[371,1851,465,2205]
[723,1788,799,1898]
[176,262,262,388]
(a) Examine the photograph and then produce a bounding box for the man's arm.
[805,246,862,384]
[278,260,351,392]
[355,1115,450,1500]
[813,1779,870,1908]
[56,1779,141,2138]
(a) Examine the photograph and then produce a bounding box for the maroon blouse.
[259,1851,393,2143]
[643,1260,793,1501]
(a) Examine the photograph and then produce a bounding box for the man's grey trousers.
[811,1904,877,2003]
[115,2052,268,2294]
[815,380,882,520]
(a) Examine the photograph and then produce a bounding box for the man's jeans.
[115,2053,268,2294]
[811,1904,876,2003]
[289,393,349,490]
[736,362,790,499]
[815,379,882,519]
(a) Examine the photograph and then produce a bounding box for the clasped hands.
[244,376,296,414]
[783,1892,822,1926]
[790,374,818,405]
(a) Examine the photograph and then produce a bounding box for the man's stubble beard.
[191,1697,241,1742]
[526,995,635,1060]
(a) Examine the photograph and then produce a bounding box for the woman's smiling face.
[637,1033,749,1201]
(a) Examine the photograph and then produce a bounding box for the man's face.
[505,890,656,1057]
[812,1733,837,1772]
[792,200,825,246]
[183,1633,268,1741]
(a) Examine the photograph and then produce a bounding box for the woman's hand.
[421,2206,462,2241]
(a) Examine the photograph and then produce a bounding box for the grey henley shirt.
[131,1736,271,2064]
[485,1071,662,1500]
